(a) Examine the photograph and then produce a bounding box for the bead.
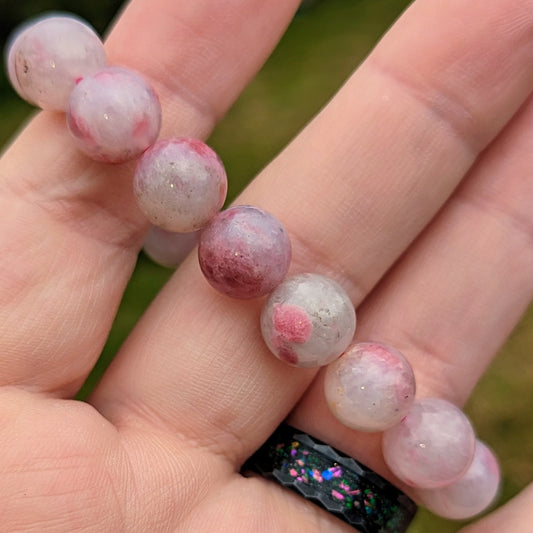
[134,138,227,232]
[198,206,291,299]
[7,15,106,111]
[417,440,500,519]
[382,398,476,489]
[324,342,415,432]
[261,273,356,367]
[143,226,200,269]
[66,66,161,163]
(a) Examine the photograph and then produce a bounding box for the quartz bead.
[382,398,476,489]
[417,440,500,519]
[66,67,161,163]
[7,15,106,111]
[134,138,227,232]
[324,342,415,432]
[261,273,356,367]
[143,226,200,269]
[198,206,291,299]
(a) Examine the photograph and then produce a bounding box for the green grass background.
[1,1,532,531]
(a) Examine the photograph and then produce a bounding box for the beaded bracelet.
[6,13,501,527]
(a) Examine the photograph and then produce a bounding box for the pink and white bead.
[417,440,500,519]
[143,226,200,269]
[324,342,415,432]
[7,15,106,111]
[261,273,356,367]
[198,206,291,299]
[134,138,227,232]
[66,66,161,163]
[382,397,476,489]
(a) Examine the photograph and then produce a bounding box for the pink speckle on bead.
[324,341,416,432]
[66,66,161,163]
[133,116,151,141]
[277,346,299,366]
[184,137,213,157]
[261,273,356,367]
[198,206,292,299]
[273,304,313,343]
[134,138,227,232]
[67,114,93,143]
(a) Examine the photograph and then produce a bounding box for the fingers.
[0,0,301,395]
[93,0,533,468]
[290,86,533,482]
[249,0,533,297]
[106,0,299,137]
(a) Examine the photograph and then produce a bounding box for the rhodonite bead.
[143,226,200,269]
[382,398,476,489]
[134,138,227,232]
[417,440,500,519]
[66,66,161,163]
[7,15,106,111]
[198,205,291,299]
[261,273,356,367]
[324,342,415,432]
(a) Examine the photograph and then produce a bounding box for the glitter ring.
[242,423,417,533]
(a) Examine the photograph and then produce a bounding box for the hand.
[0,0,532,531]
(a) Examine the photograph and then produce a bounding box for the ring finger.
[291,83,533,513]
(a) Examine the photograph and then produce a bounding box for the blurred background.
[0,1,531,531]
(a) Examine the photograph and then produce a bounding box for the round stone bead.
[66,66,161,163]
[7,15,106,111]
[261,273,356,367]
[143,226,200,269]
[417,440,500,519]
[324,342,415,432]
[134,138,227,232]
[198,206,291,299]
[382,398,476,489]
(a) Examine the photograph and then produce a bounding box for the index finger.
[0,0,301,395]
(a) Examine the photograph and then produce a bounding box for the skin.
[0,0,532,531]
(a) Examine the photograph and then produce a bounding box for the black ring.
[242,423,417,533]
